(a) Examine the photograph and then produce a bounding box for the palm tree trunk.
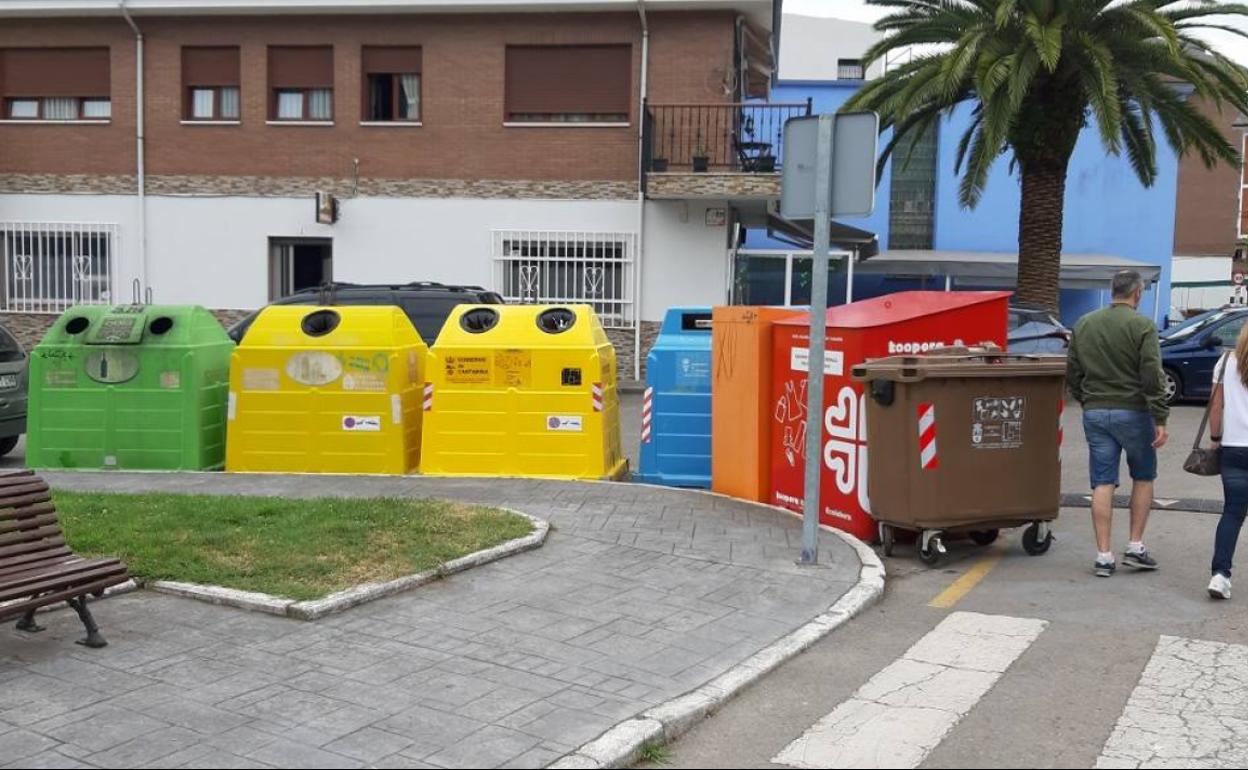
[1015,160,1068,312]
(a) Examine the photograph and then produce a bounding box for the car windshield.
[400,296,474,342]
[1162,310,1233,341]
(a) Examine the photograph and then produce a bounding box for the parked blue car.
[1160,307,1248,404]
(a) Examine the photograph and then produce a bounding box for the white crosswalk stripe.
[773,612,1047,769]
[1097,635,1248,769]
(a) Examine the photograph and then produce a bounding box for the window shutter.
[505,45,631,117]
[1,48,110,97]
[362,46,421,75]
[268,46,334,89]
[183,47,240,87]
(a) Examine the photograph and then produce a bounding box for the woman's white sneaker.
[1208,573,1232,600]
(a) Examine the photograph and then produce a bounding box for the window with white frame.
[492,230,635,326]
[837,58,865,80]
[0,223,115,313]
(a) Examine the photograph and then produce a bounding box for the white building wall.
[641,199,731,316]
[778,15,884,81]
[0,192,733,321]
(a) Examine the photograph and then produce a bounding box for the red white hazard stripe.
[1058,399,1065,457]
[641,387,653,443]
[592,382,604,412]
[918,403,938,470]
[422,382,434,411]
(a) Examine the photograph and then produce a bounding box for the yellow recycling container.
[422,304,626,480]
[226,306,425,474]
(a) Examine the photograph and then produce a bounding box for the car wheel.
[0,435,19,457]
[1163,368,1181,405]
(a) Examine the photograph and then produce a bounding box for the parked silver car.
[0,325,28,456]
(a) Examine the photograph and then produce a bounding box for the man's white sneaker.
[1208,573,1232,600]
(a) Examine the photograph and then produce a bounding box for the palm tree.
[844,0,1248,311]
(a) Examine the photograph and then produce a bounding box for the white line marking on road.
[1096,635,1248,769]
[1153,499,1178,507]
[772,612,1047,769]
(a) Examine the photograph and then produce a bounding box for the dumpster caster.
[918,531,946,566]
[1022,522,1053,556]
[969,530,999,547]
[879,523,895,557]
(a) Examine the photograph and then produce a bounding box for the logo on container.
[887,338,965,354]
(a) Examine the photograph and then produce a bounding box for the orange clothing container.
[710,306,803,502]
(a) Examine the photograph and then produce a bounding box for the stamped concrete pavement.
[0,473,864,769]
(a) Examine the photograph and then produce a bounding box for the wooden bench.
[0,471,129,648]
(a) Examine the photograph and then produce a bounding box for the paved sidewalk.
[1,473,863,769]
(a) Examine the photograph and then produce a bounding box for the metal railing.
[492,230,636,328]
[642,100,813,175]
[0,222,117,313]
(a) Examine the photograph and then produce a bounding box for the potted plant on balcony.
[692,131,710,173]
[651,157,669,172]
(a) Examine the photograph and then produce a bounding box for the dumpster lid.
[851,348,1068,383]
[777,291,1012,329]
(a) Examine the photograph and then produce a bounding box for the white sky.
[785,0,1248,65]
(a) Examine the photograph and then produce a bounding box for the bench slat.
[0,524,63,549]
[0,561,125,603]
[0,550,78,578]
[0,499,55,518]
[0,513,59,536]
[0,556,116,586]
[0,574,130,623]
[0,491,56,514]
[0,536,67,560]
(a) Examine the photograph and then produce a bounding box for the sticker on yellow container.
[445,355,491,383]
[242,368,280,391]
[342,415,382,432]
[547,415,584,432]
[343,372,387,392]
[287,352,342,386]
[495,349,532,388]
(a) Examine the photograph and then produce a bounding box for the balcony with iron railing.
[642,99,813,200]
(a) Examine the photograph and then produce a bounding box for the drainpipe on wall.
[633,0,649,381]
[119,0,147,303]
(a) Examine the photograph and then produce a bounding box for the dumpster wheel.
[879,523,896,557]
[1022,522,1054,556]
[918,530,946,566]
[969,530,1000,547]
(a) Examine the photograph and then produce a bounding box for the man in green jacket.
[1067,270,1168,578]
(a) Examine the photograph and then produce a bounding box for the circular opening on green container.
[64,316,90,335]
[301,309,341,337]
[149,316,174,335]
[460,308,499,334]
[536,308,577,334]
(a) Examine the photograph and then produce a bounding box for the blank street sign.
[780,112,879,220]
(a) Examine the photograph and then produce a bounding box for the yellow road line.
[928,551,1005,609]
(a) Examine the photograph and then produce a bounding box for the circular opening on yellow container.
[537,308,577,334]
[149,316,174,335]
[301,309,341,337]
[460,308,499,334]
[65,316,90,335]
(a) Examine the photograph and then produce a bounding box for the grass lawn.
[53,491,533,601]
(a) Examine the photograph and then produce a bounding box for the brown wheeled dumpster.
[852,350,1067,565]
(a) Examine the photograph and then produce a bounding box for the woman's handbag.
[1184,352,1227,476]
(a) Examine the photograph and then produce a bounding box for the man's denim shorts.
[1082,408,1158,488]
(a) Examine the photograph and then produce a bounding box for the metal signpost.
[780,111,878,565]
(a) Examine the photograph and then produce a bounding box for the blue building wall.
[745,80,1179,326]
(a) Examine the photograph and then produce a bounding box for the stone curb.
[551,484,887,769]
[1060,492,1221,515]
[140,508,548,621]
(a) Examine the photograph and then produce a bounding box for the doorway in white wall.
[269,237,332,299]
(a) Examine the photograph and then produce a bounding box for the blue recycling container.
[637,306,713,487]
